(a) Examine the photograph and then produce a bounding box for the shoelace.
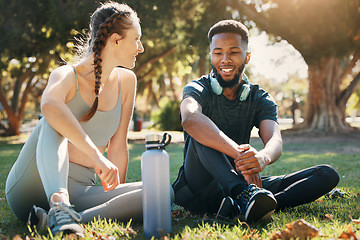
[49,203,82,225]
[237,184,259,202]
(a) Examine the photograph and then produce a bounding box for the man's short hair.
[208,20,249,44]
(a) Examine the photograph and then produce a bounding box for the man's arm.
[181,97,249,159]
[234,119,283,175]
[233,119,282,187]
[258,119,283,165]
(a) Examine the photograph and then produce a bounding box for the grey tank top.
[66,67,122,147]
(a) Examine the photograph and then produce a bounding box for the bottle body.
[141,149,172,239]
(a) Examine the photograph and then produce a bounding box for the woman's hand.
[93,155,120,191]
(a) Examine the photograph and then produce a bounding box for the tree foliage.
[232,0,360,64]
[0,0,96,135]
[0,0,231,135]
[2,0,359,135]
[128,0,232,111]
[0,0,93,58]
[151,98,182,131]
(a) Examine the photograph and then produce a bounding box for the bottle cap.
[145,133,172,149]
[145,134,162,143]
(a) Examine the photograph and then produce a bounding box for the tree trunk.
[302,57,352,133]
[0,61,40,136]
[7,113,21,136]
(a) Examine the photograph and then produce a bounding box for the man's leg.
[184,138,248,197]
[183,138,277,222]
[263,165,339,210]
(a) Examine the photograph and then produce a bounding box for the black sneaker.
[216,196,240,221]
[236,184,277,223]
[27,205,49,233]
[48,203,83,237]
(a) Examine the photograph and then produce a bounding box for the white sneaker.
[48,203,83,237]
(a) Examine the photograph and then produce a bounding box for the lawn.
[0,132,359,239]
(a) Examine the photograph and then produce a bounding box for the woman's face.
[115,21,144,69]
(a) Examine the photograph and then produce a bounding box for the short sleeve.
[182,77,211,109]
[254,92,278,128]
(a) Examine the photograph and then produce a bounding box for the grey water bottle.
[141,133,172,239]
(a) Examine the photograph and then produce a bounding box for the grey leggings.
[5,118,143,223]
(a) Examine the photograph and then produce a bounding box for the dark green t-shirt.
[182,74,278,154]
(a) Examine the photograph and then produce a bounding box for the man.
[172,20,339,223]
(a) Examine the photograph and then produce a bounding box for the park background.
[0,0,359,239]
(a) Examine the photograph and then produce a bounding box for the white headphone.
[209,70,251,101]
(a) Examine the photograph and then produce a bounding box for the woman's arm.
[41,66,101,159]
[41,66,119,190]
[107,68,136,183]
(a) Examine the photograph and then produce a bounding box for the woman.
[5,1,144,236]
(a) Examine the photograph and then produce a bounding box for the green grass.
[0,133,359,239]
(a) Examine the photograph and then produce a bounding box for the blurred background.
[0,0,359,136]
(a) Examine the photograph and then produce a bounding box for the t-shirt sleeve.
[182,79,210,109]
[254,92,278,128]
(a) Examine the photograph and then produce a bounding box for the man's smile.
[219,66,235,76]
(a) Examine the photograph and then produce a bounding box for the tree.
[0,0,97,135]
[230,0,360,133]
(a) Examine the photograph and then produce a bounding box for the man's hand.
[234,145,269,175]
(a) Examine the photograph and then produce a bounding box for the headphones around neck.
[209,70,251,101]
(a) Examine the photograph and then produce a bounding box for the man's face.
[210,33,250,86]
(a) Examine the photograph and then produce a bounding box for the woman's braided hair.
[80,2,137,122]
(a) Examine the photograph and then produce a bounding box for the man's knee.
[317,164,339,188]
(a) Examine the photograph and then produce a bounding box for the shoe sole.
[245,193,277,223]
